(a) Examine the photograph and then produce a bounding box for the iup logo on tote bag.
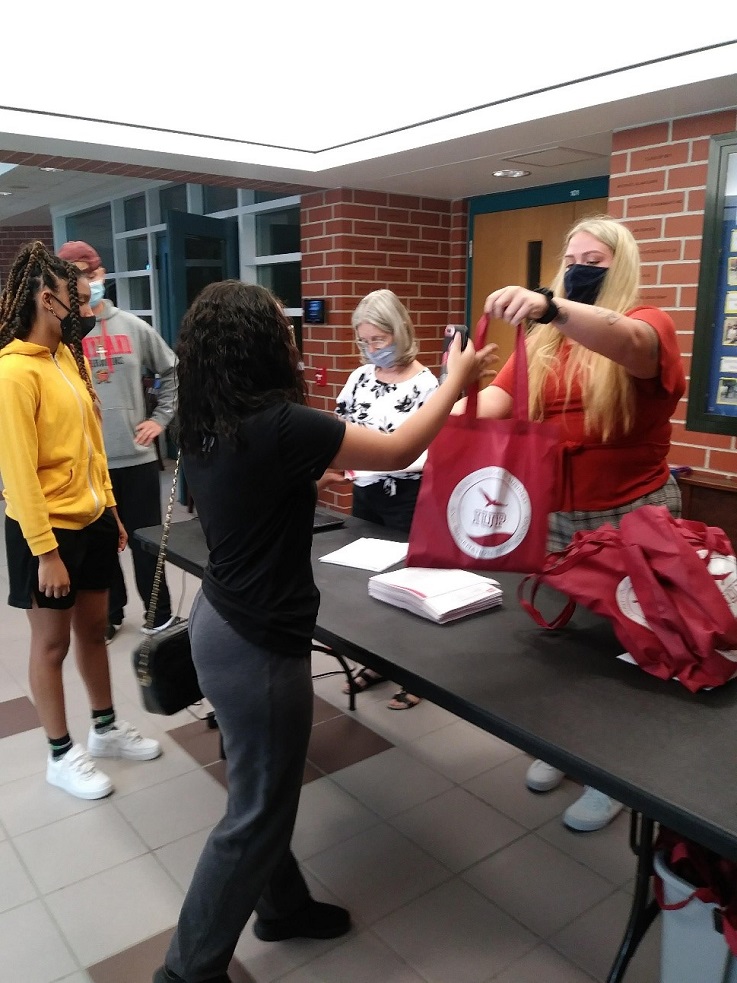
[447,466,532,560]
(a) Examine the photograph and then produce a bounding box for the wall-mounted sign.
[304,299,326,324]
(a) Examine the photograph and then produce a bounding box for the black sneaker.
[253,899,351,942]
[105,621,121,642]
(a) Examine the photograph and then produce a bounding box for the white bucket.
[654,851,737,983]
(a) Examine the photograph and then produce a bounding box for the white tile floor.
[0,463,666,982]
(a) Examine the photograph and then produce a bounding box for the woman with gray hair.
[335,289,438,708]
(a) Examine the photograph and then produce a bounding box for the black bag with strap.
[132,454,203,714]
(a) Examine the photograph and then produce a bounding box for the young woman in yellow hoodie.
[0,241,161,800]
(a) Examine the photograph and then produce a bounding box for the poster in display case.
[687,132,737,434]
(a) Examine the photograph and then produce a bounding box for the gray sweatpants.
[165,589,313,981]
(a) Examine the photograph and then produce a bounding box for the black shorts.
[5,509,119,610]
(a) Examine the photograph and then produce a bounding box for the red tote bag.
[407,315,561,573]
[519,505,737,691]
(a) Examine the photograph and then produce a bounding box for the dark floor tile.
[86,927,254,983]
[205,759,228,788]
[312,693,346,723]
[168,718,222,766]
[168,694,391,784]
[0,696,40,738]
[307,714,393,774]
[303,759,323,784]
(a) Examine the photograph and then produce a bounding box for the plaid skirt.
[547,474,682,554]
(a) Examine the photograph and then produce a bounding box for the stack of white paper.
[368,567,503,624]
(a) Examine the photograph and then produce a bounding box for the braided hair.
[0,240,96,403]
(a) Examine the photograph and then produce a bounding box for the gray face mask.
[365,344,398,370]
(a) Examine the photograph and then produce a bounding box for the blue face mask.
[563,264,608,305]
[89,280,106,306]
[366,344,398,370]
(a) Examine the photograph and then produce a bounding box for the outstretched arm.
[331,334,497,472]
[484,286,659,379]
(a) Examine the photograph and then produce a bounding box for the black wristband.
[532,288,560,324]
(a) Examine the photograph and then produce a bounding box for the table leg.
[607,811,660,982]
[312,643,357,711]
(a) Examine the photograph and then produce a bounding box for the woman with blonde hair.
[476,215,685,831]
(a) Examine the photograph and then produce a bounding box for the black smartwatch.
[532,288,560,324]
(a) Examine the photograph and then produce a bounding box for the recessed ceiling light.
[492,168,531,179]
[39,167,63,173]
[0,191,13,196]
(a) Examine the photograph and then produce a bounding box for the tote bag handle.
[466,315,529,423]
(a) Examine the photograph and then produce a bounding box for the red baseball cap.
[57,240,102,274]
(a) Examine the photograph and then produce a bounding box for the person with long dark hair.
[154,280,495,983]
[0,241,161,802]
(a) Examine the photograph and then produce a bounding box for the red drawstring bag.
[519,504,737,691]
[654,826,737,955]
[407,315,561,574]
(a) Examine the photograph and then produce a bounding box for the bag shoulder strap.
[137,452,182,686]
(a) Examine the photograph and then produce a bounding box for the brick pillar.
[300,188,464,511]
[609,108,737,476]
[0,226,54,288]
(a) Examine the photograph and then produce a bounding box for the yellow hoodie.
[0,339,115,555]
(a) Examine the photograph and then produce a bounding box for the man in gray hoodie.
[57,241,176,636]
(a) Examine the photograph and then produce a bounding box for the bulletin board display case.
[687,132,737,435]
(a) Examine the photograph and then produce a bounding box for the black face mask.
[563,264,608,305]
[50,295,97,344]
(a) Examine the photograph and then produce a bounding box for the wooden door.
[470,199,607,375]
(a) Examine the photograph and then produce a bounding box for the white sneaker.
[140,615,182,636]
[87,720,162,761]
[46,744,113,800]
[526,759,565,792]
[563,787,624,831]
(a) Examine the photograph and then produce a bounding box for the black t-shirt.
[182,402,346,656]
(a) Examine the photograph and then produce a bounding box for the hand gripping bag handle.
[466,315,529,423]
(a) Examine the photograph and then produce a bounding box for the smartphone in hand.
[439,325,470,382]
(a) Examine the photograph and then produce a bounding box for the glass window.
[159,183,188,216]
[64,204,114,271]
[185,235,225,262]
[203,185,238,213]
[257,262,301,309]
[126,235,149,271]
[128,275,152,311]
[123,195,147,231]
[256,207,300,256]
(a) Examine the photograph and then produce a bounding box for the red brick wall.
[304,107,737,511]
[0,226,54,287]
[609,109,737,476]
[300,188,464,511]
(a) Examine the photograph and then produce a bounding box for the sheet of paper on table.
[318,538,409,572]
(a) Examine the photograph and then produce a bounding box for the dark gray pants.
[166,590,312,981]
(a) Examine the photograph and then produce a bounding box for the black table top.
[136,515,737,859]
